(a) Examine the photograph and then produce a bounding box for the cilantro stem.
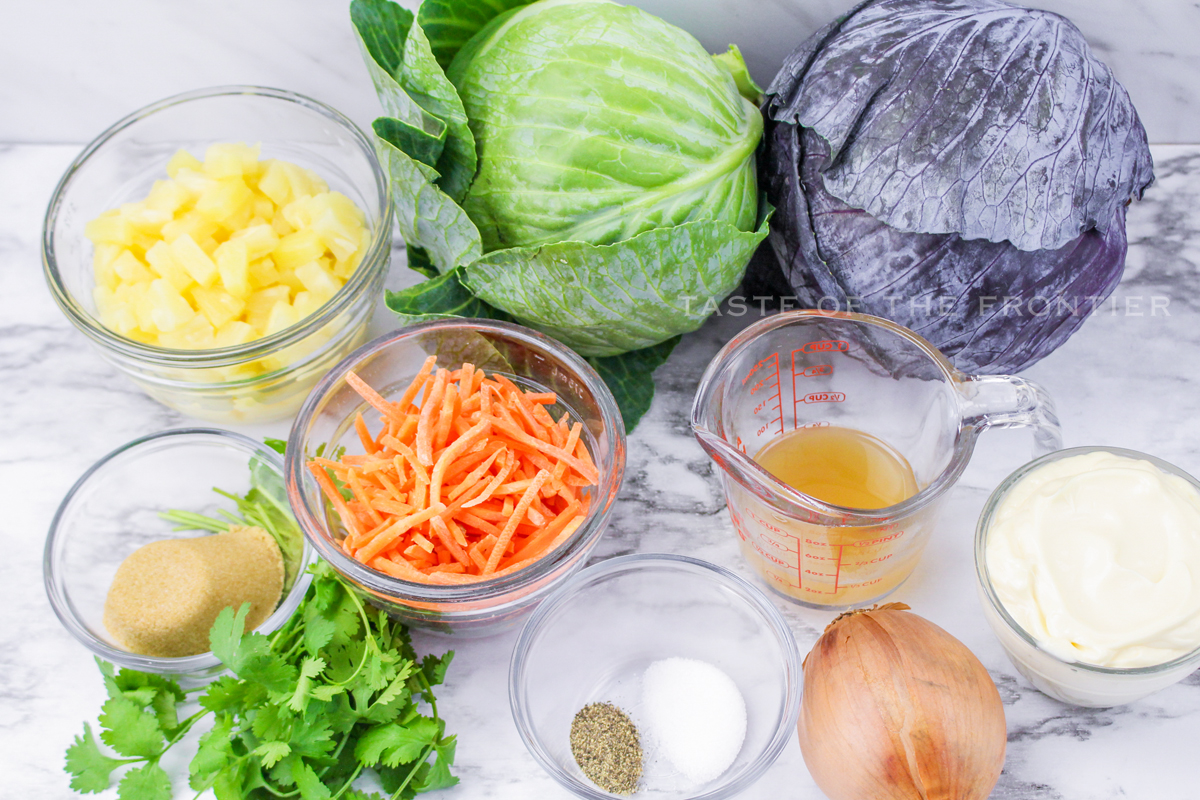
[327,763,364,800]
[389,743,435,799]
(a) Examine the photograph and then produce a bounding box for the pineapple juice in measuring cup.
[691,311,1062,608]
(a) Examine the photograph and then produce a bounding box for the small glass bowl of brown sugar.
[44,428,313,676]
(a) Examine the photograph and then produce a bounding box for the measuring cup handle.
[961,375,1063,457]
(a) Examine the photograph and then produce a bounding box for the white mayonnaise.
[986,451,1200,669]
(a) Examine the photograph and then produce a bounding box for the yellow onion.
[798,603,1006,800]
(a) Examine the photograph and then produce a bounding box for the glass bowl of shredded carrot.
[285,319,626,635]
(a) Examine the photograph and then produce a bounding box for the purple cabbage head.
[750,0,1155,373]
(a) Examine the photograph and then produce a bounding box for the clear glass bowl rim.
[284,318,627,604]
[508,552,803,800]
[43,427,314,673]
[975,444,1200,676]
[41,84,395,370]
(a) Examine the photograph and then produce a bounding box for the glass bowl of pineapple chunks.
[42,86,394,424]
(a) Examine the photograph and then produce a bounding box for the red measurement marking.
[801,364,833,378]
[802,339,849,354]
[802,392,846,404]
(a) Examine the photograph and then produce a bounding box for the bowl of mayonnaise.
[975,446,1200,707]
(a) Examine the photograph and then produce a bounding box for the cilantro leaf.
[354,716,440,768]
[65,723,129,793]
[287,656,327,713]
[98,697,165,759]
[264,437,288,454]
[413,736,459,792]
[209,604,296,691]
[115,763,171,800]
[419,651,453,688]
[200,676,265,714]
[189,713,235,791]
[292,759,334,800]
[252,741,292,769]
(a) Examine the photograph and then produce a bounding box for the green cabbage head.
[449,0,761,251]
[352,0,767,425]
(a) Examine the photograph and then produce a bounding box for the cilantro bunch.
[66,561,457,800]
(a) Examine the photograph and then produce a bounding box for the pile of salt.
[641,657,747,783]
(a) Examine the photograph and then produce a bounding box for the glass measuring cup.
[691,311,1061,609]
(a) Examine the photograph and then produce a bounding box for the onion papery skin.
[797,604,1006,800]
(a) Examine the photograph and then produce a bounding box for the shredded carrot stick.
[507,500,582,564]
[396,355,437,412]
[486,470,550,574]
[428,418,491,506]
[307,360,598,585]
[416,369,447,466]
[463,449,518,509]
[308,462,364,541]
[345,371,402,424]
[354,412,377,455]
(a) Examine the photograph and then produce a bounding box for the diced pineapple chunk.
[170,233,219,287]
[273,230,326,272]
[160,313,215,350]
[93,244,123,290]
[264,300,300,336]
[112,251,155,284]
[195,176,253,225]
[215,320,256,348]
[166,149,203,178]
[161,210,218,245]
[192,286,246,329]
[121,202,173,235]
[245,286,291,333]
[148,279,195,333]
[230,223,278,261]
[126,281,158,333]
[248,257,281,289]
[172,167,217,199]
[145,240,196,293]
[203,142,261,180]
[291,291,326,320]
[85,211,134,245]
[276,264,306,296]
[294,260,342,298]
[145,180,191,215]
[252,196,275,220]
[214,240,251,299]
[257,160,294,207]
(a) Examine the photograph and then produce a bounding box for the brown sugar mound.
[103,525,285,658]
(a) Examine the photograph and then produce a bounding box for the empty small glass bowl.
[44,428,312,675]
[42,86,393,424]
[286,319,627,636]
[976,445,1200,707]
[509,554,802,799]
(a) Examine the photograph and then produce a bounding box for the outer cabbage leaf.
[463,216,769,356]
[768,0,1153,252]
[417,0,531,69]
[353,0,477,202]
[449,0,761,252]
[373,130,483,273]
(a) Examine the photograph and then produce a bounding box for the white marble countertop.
[4,142,1200,799]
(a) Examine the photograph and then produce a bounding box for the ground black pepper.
[569,702,643,795]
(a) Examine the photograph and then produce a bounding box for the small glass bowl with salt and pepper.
[509,553,802,798]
